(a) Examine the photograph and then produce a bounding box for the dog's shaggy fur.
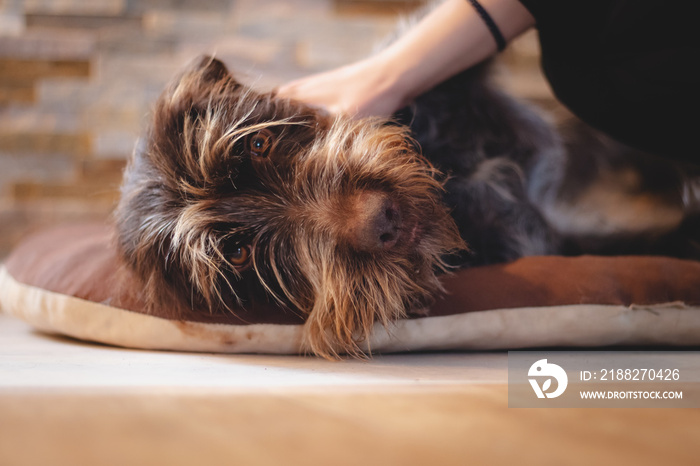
[116,57,465,358]
[116,31,699,359]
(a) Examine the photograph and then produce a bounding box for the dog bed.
[2,223,700,355]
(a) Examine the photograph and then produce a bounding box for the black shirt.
[517,0,698,163]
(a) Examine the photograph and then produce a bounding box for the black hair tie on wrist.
[466,0,507,52]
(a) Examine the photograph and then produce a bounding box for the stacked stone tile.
[0,0,550,257]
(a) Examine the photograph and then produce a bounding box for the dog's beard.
[298,240,452,359]
[262,215,462,359]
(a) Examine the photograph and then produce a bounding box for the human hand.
[276,56,407,119]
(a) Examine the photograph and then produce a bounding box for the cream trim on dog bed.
[3,265,700,355]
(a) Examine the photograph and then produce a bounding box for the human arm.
[276,0,535,118]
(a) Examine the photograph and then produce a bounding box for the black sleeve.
[517,0,698,164]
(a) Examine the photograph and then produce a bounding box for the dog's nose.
[348,192,401,252]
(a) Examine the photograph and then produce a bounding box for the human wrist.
[352,52,412,116]
[366,47,425,111]
[366,0,496,108]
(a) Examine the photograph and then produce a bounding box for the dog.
[116,54,699,359]
[116,56,465,358]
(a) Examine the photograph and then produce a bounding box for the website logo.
[528,359,568,398]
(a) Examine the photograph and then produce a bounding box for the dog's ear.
[147,55,244,183]
[187,55,231,86]
[158,55,238,116]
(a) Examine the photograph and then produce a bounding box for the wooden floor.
[3,389,700,466]
[1,314,699,466]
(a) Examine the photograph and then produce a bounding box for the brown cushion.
[2,223,700,354]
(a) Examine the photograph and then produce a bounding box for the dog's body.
[116,28,699,358]
[400,62,700,266]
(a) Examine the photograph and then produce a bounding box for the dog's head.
[116,56,464,357]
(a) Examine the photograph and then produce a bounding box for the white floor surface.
[0,313,507,391]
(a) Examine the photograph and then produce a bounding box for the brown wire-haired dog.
[117,54,699,359]
[116,56,465,358]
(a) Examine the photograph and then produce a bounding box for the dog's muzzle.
[346,191,401,252]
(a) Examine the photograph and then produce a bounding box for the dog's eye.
[248,130,273,158]
[229,245,252,269]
